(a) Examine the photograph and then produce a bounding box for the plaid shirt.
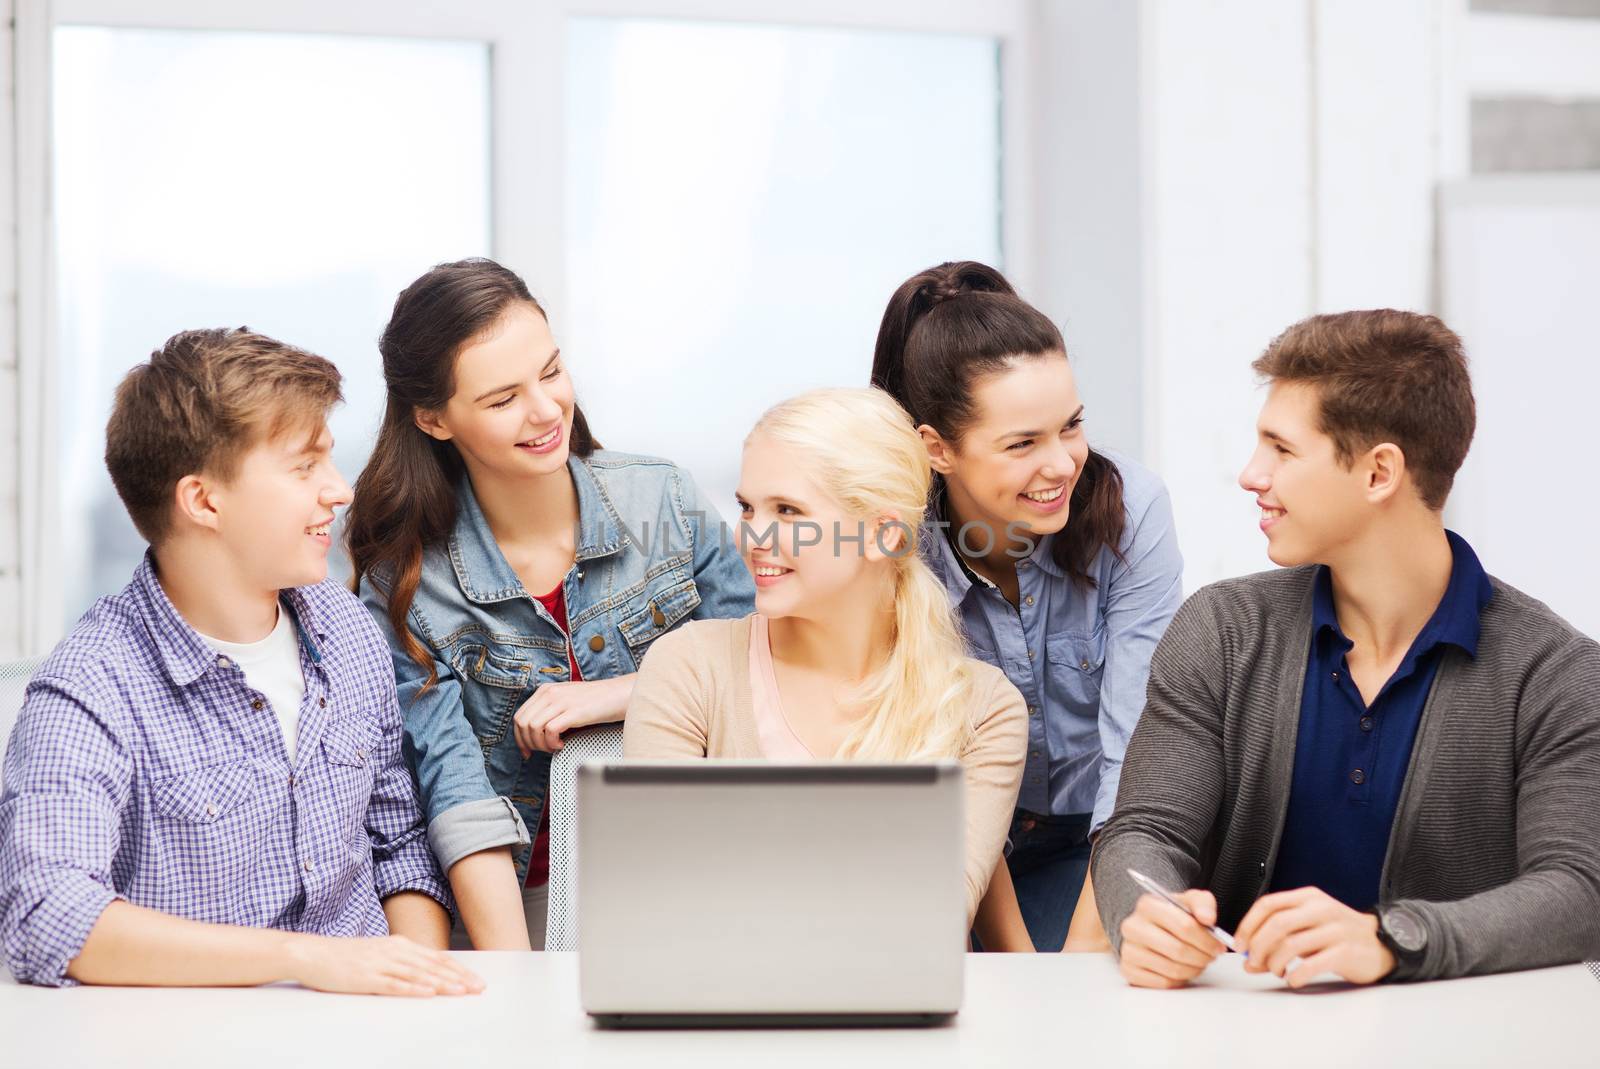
[0,556,451,986]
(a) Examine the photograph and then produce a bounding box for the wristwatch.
[1374,904,1428,974]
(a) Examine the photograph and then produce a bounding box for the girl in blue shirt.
[871,261,1184,951]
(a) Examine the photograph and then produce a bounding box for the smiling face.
[206,421,352,591]
[415,302,575,481]
[736,430,897,623]
[926,353,1088,546]
[1238,381,1374,567]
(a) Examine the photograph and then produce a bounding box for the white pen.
[1127,868,1240,953]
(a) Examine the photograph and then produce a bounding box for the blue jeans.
[1006,810,1093,952]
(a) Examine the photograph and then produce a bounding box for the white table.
[2,953,1593,1068]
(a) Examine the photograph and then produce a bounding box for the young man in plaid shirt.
[0,328,482,995]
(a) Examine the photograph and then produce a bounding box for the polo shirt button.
[1360,716,1374,732]
[589,635,606,652]
[1350,768,1366,785]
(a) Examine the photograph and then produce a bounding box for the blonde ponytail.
[750,388,979,761]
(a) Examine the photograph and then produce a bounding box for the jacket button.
[588,635,606,652]
[1350,768,1366,785]
[651,604,666,628]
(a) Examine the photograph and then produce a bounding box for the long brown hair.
[870,260,1125,586]
[346,258,597,679]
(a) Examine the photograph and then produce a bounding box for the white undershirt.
[201,605,307,761]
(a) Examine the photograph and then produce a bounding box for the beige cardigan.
[623,615,1028,922]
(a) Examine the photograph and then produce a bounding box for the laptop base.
[589,1011,956,1030]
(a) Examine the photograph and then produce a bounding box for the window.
[53,27,490,616]
[564,16,1002,514]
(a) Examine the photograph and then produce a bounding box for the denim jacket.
[359,450,755,877]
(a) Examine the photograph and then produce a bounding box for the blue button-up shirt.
[0,555,449,987]
[921,451,1184,831]
[1269,530,1493,910]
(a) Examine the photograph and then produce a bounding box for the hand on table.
[286,934,486,997]
[1234,887,1395,988]
[513,677,632,757]
[1117,889,1225,988]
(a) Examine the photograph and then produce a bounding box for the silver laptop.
[577,761,966,1027]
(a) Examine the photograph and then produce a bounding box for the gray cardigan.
[1092,566,1600,982]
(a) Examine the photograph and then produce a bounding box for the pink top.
[747,614,815,760]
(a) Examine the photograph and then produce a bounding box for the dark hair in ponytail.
[871,260,1125,587]
[346,258,597,681]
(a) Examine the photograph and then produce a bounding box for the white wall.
[1442,176,1600,638]
[1029,0,1148,460]
[1138,0,1455,591]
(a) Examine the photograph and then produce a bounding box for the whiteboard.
[1441,175,1600,640]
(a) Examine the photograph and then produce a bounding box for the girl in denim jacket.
[347,259,754,948]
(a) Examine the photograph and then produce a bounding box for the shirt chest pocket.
[1044,627,1108,714]
[617,571,702,670]
[151,762,258,825]
[147,762,263,917]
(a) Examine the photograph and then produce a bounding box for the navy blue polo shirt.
[1268,531,1493,911]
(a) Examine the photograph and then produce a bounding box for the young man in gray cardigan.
[1093,310,1600,988]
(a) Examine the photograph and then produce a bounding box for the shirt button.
[1350,768,1366,785]
[588,635,606,652]
[1332,671,1340,682]
[1080,660,1091,670]
[1027,649,1036,660]
[1018,561,1030,570]
[356,749,367,764]
[302,860,314,873]
[1024,595,1035,607]
[250,699,264,711]
[1360,716,1375,732]
[215,655,230,667]
[204,803,217,818]
[318,697,327,708]
[1028,706,1039,717]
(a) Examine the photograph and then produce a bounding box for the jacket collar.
[448,454,626,605]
